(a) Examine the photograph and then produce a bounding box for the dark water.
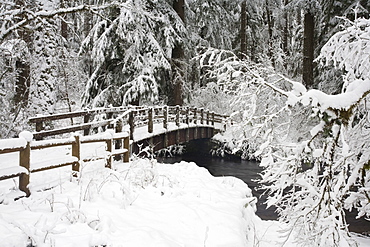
[156,139,370,235]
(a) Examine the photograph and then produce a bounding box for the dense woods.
[1,0,370,246]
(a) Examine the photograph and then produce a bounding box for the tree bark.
[303,12,315,88]
[169,0,185,106]
[283,0,289,55]
[60,0,68,40]
[14,0,31,108]
[14,60,30,107]
[240,1,247,59]
[265,1,274,66]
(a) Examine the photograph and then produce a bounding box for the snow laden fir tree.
[80,0,186,107]
[209,17,370,246]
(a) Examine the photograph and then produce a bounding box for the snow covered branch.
[0,2,122,41]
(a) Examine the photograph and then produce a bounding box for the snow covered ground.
[0,145,370,246]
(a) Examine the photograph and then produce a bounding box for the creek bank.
[156,138,370,235]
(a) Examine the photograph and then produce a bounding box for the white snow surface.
[1,157,369,246]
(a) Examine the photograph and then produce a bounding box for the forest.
[1,0,370,246]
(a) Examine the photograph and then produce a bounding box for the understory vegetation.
[201,18,370,246]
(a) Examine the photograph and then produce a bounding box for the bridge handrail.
[1,105,228,197]
[29,106,229,140]
[0,131,130,197]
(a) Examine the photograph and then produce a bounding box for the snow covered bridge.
[0,106,228,196]
[28,105,227,151]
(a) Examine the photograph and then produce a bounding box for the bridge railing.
[1,105,227,197]
[0,131,130,197]
[28,106,228,140]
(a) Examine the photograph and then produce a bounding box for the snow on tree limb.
[0,2,122,41]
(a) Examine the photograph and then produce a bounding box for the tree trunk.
[169,0,185,106]
[60,0,68,40]
[173,0,185,22]
[265,1,274,66]
[303,12,315,88]
[283,0,289,55]
[83,0,92,38]
[240,1,247,59]
[14,61,30,107]
[14,0,31,108]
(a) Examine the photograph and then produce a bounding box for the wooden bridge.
[0,106,228,197]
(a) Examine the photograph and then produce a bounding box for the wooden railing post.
[175,105,180,127]
[123,136,130,163]
[35,122,43,141]
[206,111,210,125]
[115,119,123,161]
[193,108,197,124]
[83,113,91,136]
[148,107,153,133]
[186,107,190,125]
[163,106,168,129]
[212,112,215,126]
[72,135,81,177]
[106,138,113,169]
[107,111,114,129]
[19,141,31,196]
[129,111,135,140]
[200,108,204,124]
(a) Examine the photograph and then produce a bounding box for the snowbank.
[0,158,369,246]
[0,159,257,246]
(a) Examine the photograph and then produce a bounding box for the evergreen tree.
[187,0,239,51]
[316,0,369,94]
[80,0,186,107]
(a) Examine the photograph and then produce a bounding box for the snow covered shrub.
[213,17,370,246]
[193,47,314,159]
[191,47,253,115]
[258,18,370,246]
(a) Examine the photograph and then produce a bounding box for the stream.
[156,139,370,235]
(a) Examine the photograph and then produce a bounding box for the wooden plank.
[113,132,129,140]
[0,172,23,181]
[33,120,111,139]
[31,162,77,173]
[28,107,130,123]
[0,138,26,154]
[110,148,128,156]
[82,157,105,163]
[31,158,78,173]
[0,166,27,181]
[0,147,24,154]
[31,139,75,150]
[29,110,89,123]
